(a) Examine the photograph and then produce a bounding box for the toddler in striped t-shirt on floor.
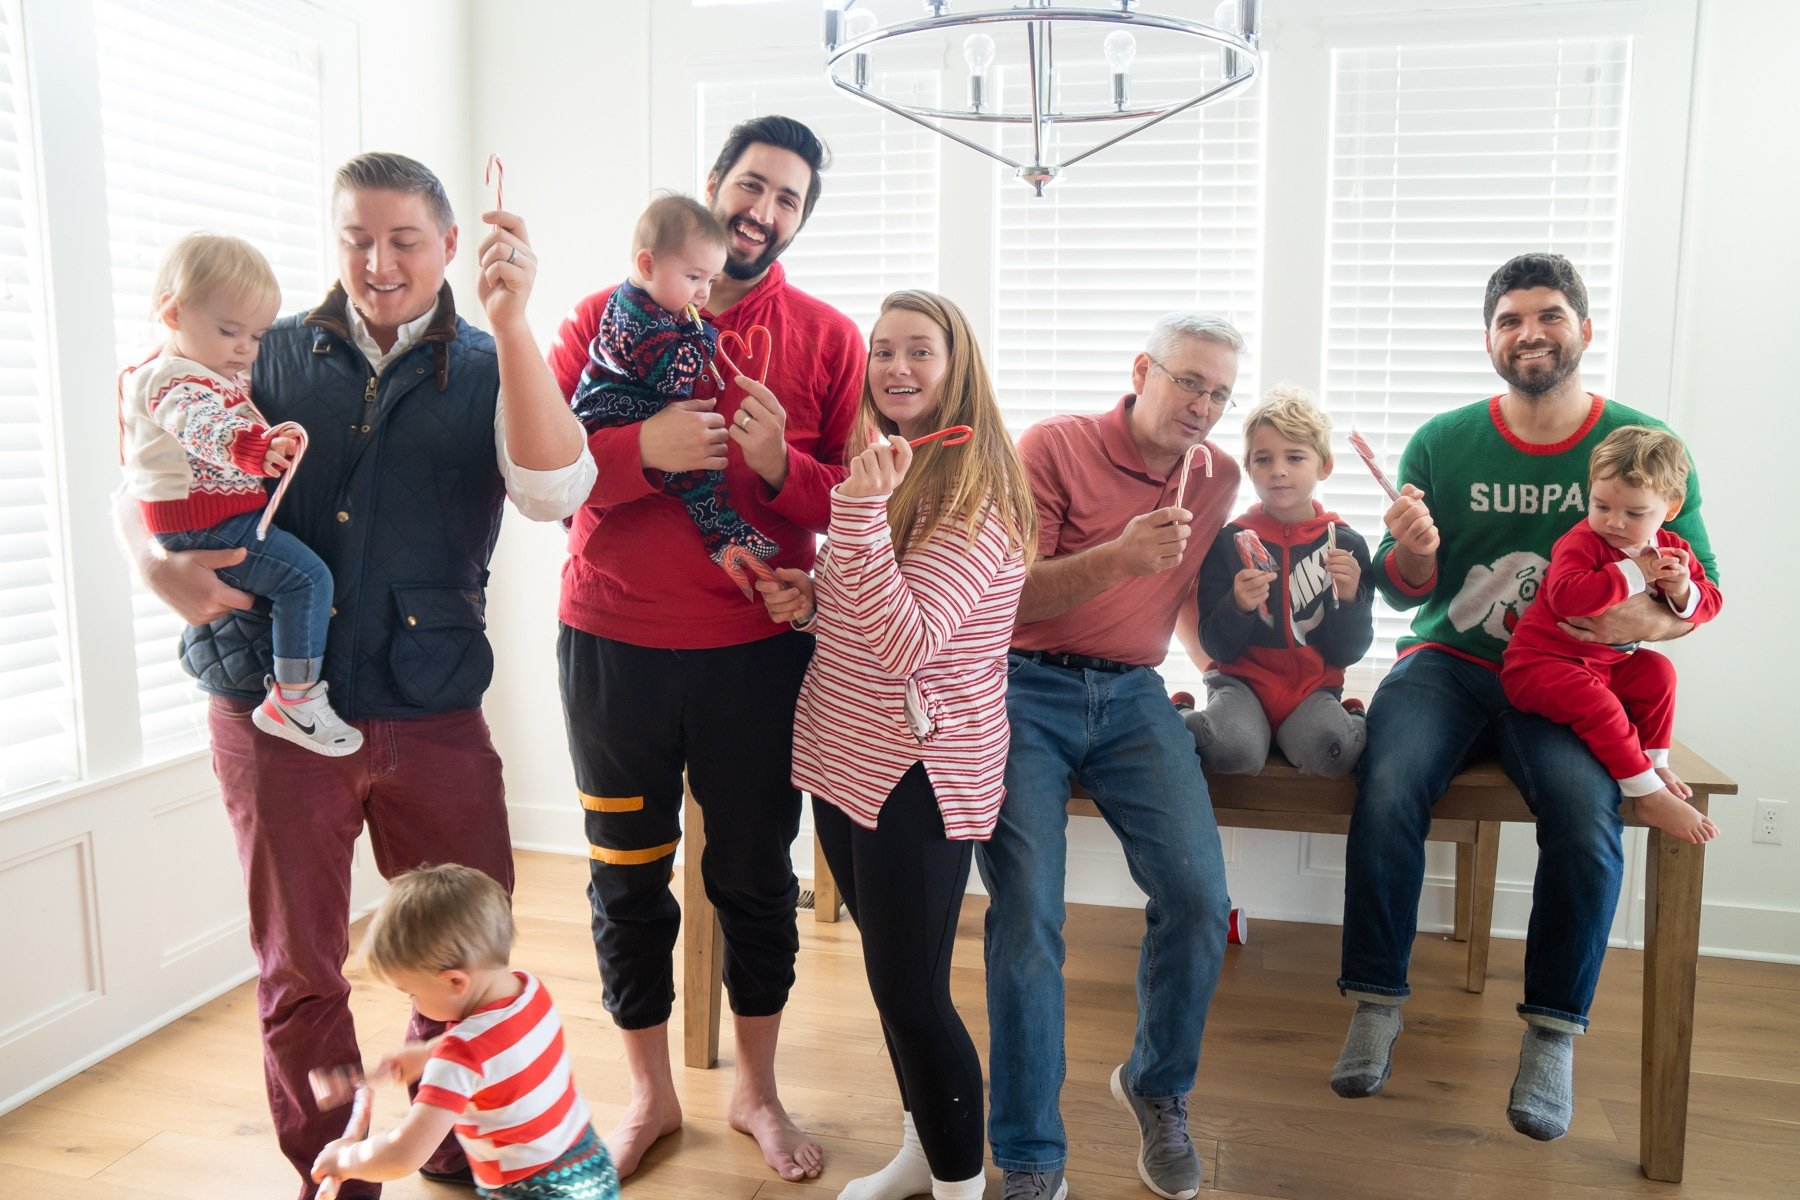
[310,865,618,1199]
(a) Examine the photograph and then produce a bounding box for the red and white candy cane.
[909,425,973,448]
[1348,429,1400,503]
[484,153,504,211]
[1172,441,1214,512]
[257,422,308,542]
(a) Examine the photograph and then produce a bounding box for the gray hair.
[1145,311,1245,361]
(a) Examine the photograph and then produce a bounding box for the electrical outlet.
[1752,800,1785,845]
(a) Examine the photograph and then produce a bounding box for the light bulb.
[963,32,996,74]
[1103,29,1136,74]
[1215,2,1241,79]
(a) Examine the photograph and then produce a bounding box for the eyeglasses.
[1149,359,1235,410]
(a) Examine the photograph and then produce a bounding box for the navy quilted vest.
[179,284,506,718]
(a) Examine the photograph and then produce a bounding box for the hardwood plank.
[3,851,1792,1199]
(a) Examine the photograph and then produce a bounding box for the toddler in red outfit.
[1501,425,1722,842]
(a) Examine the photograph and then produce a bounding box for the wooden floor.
[3,850,1797,1199]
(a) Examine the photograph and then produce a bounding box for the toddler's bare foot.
[1655,766,1693,799]
[1633,786,1717,843]
[604,1091,683,1179]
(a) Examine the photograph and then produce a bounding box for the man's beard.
[1496,343,1581,395]
[719,214,791,280]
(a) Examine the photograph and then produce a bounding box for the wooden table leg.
[1464,821,1500,994]
[812,831,841,923]
[1454,841,1474,942]
[681,781,723,1069]
[1640,804,1707,1182]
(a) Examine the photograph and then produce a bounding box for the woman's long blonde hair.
[854,290,1037,564]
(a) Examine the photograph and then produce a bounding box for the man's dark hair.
[333,152,455,232]
[1483,252,1589,327]
[707,115,829,223]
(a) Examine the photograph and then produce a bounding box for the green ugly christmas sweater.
[1372,395,1718,667]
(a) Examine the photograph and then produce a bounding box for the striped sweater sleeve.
[825,488,1012,678]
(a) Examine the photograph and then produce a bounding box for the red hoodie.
[547,262,864,649]
[1196,501,1375,727]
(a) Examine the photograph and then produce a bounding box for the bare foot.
[1656,766,1694,799]
[728,1092,823,1181]
[604,1091,683,1179]
[1633,786,1718,843]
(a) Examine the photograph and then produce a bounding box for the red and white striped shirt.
[414,971,594,1188]
[792,488,1026,840]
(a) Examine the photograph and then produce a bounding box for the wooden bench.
[679,740,1735,1183]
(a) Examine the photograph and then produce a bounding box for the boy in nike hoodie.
[1189,386,1374,776]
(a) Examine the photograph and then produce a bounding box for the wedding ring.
[507,246,518,264]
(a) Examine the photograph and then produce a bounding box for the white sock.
[931,1173,986,1200]
[840,1112,932,1200]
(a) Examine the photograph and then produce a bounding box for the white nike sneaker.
[252,678,364,757]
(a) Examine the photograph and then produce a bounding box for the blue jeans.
[157,509,333,685]
[1338,648,1625,1029]
[977,655,1230,1172]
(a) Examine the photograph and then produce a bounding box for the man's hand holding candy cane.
[1383,484,1440,588]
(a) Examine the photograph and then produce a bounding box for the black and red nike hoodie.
[1195,500,1376,727]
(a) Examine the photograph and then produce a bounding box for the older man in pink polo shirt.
[977,312,1243,1200]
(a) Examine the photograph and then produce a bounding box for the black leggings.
[813,764,983,1182]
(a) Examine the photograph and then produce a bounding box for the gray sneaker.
[1002,1168,1068,1200]
[1110,1065,1201,1200]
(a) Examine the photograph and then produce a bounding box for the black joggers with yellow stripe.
[557,624,813,1029]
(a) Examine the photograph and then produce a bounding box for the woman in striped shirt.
[758,290,1035,1200]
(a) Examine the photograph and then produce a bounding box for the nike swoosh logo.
[287,711,316,735]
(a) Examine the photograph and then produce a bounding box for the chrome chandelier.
[822,1,1263,196]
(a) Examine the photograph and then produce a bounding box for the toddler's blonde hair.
[151,231,280,320]
[363,864,513,984]
[1589,425,1691,507]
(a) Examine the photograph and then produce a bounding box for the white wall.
[1659,0,1800,956]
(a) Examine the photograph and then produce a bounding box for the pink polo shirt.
[1012,395,1240,666]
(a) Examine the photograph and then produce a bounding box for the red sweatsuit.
[1501,521,1722,793]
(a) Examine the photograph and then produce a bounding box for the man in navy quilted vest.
[115,152,595,1199]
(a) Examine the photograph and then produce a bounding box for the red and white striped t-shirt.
[414,971,594,1188]
[792,488,1026,840]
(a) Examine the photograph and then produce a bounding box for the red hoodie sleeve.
[547,287,658,511]
[760,309,860,533]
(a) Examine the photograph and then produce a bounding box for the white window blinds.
[95,0,329,758]
[0,0,77,797]
[993,52,1266,438]
[697,70,941,336]
[992,51,1267,693]
[1321,37,1630,670]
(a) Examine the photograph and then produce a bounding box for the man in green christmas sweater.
[1330,253,1717,1142]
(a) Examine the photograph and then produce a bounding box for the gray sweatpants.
[1186,671,1365,777]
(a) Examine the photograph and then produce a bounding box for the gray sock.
[1330,1000,1402,1098]
[1508,1025,1575,1140]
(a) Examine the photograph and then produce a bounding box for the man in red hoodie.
[544,115,862,1184]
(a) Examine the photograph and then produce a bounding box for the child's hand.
[1326,547,1361,601]
[1383,484,1440,558]
[372,1041,434,1086]
[841,434,912,499]
[311,1136,361,1185]
[756,567,815,626]
[1630,548,1686,589]
[263,434,299,476]
[1232,567,1277,614]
